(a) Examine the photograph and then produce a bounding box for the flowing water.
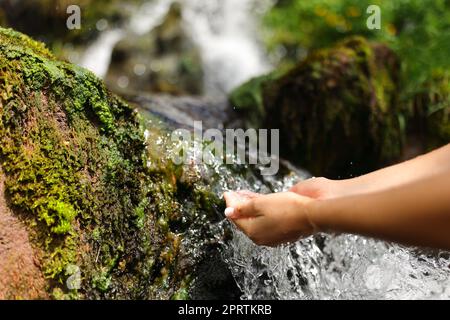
[183,0,273,94]
[145,118,450,300]
[79,0,272,95]
[81,0,450,299]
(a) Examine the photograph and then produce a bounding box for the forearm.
[339,144,450,194]
[309,170,450,250]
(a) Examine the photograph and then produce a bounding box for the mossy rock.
[0,0,141,47]
[411,71,450,150]
[229,71,283,129]
[0,27,234,299]
[231,36,404,178]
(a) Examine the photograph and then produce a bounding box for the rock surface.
[0,169,48,299]
[411,71,450,151]
[230,37,404,178]
[0,27,234,299]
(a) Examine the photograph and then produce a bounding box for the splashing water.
[79,0,450,299]
[146,122,450,300]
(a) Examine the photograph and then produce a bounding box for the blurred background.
[1,0,448,95]
[1,0,449,176]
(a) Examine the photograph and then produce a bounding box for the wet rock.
[0,0,139,46]
[0,27,234,299]
[411,71,450,151]
[106,2,204,96]
[127,93,230,131]
[229,71,283,129]
[230,37,404,178]
[0,169,48,299]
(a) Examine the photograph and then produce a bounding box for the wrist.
[336,176,368,197]
[304,198,325,234]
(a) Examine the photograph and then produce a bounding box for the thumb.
[225,197,260,220]
[289,182,307,194]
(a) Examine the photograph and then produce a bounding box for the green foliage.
[264,0,450,96]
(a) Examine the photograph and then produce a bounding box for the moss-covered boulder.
[229,72,283,129]
[106,3,204,96]
[411,71,450,151]
[0,0,140,45]
[0,27,235,299]
[230,37,404,178]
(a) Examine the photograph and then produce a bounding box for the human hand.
[223,191,317,247]
[289,177,344,200]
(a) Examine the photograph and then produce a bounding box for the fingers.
[223,191,261,219]
[289,177,325,198]
[234,198,261,219]
[235,190,260,199]
[224,190,259,206]
[289,178,312,193]
[231,217,255,237]
[225,198,258,219]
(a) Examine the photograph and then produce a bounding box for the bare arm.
[342,144,450,194]
[290,144,450,199]
[224,144,450,249]
[310,170,450,249]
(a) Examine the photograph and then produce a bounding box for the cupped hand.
[223,191,317,247]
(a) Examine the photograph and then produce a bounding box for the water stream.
[80,0,450,299]
[79,0,272,95]
[146,120,450,300]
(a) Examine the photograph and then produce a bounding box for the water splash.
[146,122,450,300]
[80,0,450,299]
[223,190,450,300]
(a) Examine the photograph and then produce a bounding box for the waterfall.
[79,29,124,78]
[78,0,272,95]
[79,0,173,78]
[183,0,273,94]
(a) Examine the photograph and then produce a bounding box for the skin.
[224,144,450,249]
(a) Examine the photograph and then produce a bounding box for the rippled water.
[78,0,450,300]
[146,122,450,300]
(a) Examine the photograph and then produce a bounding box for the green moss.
[0,26,147,297]
[0,27,232,299]
[231,36,404,178]
[229,72,281,128]
[412,70,450,150]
